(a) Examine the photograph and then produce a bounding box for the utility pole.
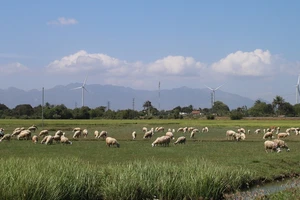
[158,81,161,110]
[132,98,135,110]
[107,101,110,111]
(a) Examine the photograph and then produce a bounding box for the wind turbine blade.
[71,86,82,90]
[83,75,88,86]
[297,75,300,85]
[205,85,213,90]
[215,84,223,91]
[83,86,89,93]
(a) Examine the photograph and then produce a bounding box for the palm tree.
[143,100,152,116]
[272,96,285,116]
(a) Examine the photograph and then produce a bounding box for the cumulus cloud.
[211,49,274,76]
[0,62,29,75]
[47,17,78,25]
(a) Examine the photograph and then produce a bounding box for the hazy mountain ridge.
[0,84,256,110]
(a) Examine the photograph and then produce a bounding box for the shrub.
[206,115,215,120]
[230,113,243,120]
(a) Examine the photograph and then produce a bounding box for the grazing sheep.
[82,129,88,138]
[172,129,175,133]
[190,130,196,138]
[41,135,54,145]
[234,133,246,141]
[142,127,148,132]
[94,130,99,138]
[0,134,11,142]
[188,127,195,132]
[237,128,246,134]
[177,127,184,132]
[98,131,108,139]
[247,130,250,134]
[132,131,137,140]
[226,130,236,140]
[263,130,274,139]
[53,135,61,143]
[73,127,81,132]
[143,128,154,139]
[11,128,22,137]
[105,137,120,148]
[28,125,38,132]
[174,136,186,145]
[152,136,171,147]
[202,127,209,133]
[273,139,290,152]
[17,130,31,140]
[39,130,49,137]
[73,130,81,139]
[264,140,280,153]
[0,128,4,137]
[60,133,72,145]
[155,127,164,132]
[165,131,175,140]
[254,129,261,134]
[277,132,289,139]
[167,128,172,132]
[32,135,38,143]
[54,130,64,137]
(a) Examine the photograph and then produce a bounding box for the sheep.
[277,132,289,139]
[0,128,4,137]
[32,135,38,143]
[105,137,120,148]
[155,127,164,132]
[54,130,64,137]
[177,127,184,132]
[132,131,137,140]
[60,133,72,145]
[234,133,246,141]
[152,136,171,147]
[172,129,175,133]
[98,131,108,139]
[73,130,81,139]
[53,135,61,143]
[0,134,11,142]
[226,130,236,140]
[39,130,49,137]
[190,130,196,139]
[82,129,88,138]
[94,130,99,138]
[254,129,261,134]
[167,128,172,132]
[17,130,31,140]
[73,127,81,132]
[28,125,38,132]
[237,128,246,134]
[247,129,250,134]
[188,127,195,132]
[41,135,54,145]
[11,127,25,137]
[264,140,280,153]
[165,131,175,140]
[202,127,209,133]
[143,128,154,139]
[174,136,186,145]
[142,127,148,132]
[263,130,274,139]
[273,139,290,152]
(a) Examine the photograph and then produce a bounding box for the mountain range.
[0,83,257,110]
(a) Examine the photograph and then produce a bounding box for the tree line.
[0,95,299,120]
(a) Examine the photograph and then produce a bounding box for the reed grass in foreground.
[0,157,253,200]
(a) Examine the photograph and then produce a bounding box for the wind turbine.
[296,74,300,104]
[205,84,223,107]
[72,76,88,107]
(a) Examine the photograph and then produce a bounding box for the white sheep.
[98,131,108,139]
[28,125,38,132]
[226,130,236,140]
[73,130,81,139]
[60,133,72,145]
[190,130,196,139]
[165,131,175,140]
[155,127,164,132]
[273,139,290,152]
[94,130,99,138]
[41,135,54,145]
[73,127,81,132]
[82,129,88,138]
[237,128,246,134]
[202,127,209,133]
[39,130,49,137]
[277,132,289,139]
[142,127,148,132]
[264,140,280,153]
[32,135,38,143]
[188,127,195,132]
[247,129,250,134]
[17,130,31,140]
[263,130,274,139]
[152,136,171,147]
[105,137,120,148]
[54,130,64,137]
[0,134,11,142]
[254,129,261,134]
[143,128,154,139]
[132,131,137,140]
[53,135,61,143]
[174,136,186,145]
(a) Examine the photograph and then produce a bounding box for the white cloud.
[47,17,78,25]
[0,62,29,75]
[211,49,274,76]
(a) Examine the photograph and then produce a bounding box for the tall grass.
[0,157,253,200]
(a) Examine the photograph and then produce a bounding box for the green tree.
[294,104,300,117]
[272,96,285,116]
[13,104,34,118]
[248,100,274,117]
[212,101,230,116]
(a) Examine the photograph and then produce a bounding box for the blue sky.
[1,0,300,105]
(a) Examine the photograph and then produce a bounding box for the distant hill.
[0,84,256,110]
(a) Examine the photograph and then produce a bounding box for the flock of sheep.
[0,124,296,153]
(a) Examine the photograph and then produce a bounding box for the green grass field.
[0,119,300,199]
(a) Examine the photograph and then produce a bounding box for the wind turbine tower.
[158,81,161,110]
[205,85,223,107]
[296,74,300,104]
[72,76,88,107]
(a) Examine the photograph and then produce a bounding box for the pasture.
[1,119,300,199]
